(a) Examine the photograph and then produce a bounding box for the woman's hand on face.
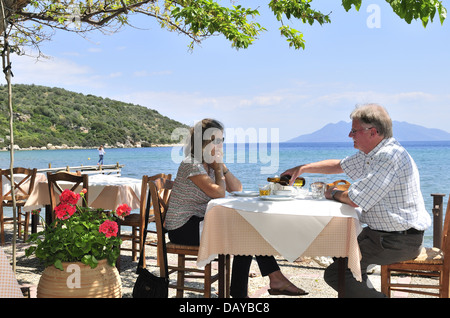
[209,149,224,171]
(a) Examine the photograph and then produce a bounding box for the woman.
[97,145,105,165]
[165,118,307,298]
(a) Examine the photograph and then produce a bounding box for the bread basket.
[327,179,351,191]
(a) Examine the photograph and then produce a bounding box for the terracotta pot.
[37,259,122,298]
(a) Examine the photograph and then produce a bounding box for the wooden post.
[431,194,446,248]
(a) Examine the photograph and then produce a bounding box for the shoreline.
[0,143,183,152]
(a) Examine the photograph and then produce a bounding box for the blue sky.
[12,1,450,142]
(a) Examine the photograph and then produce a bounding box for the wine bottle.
[267,175,305,187]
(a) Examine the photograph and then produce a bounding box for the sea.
[2,140,450,248]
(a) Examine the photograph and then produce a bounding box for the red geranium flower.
[115,203,131,219]
[54,203,77,220]
[60,189,80,205]
[99,220,119,238]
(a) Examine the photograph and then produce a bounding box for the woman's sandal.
[268,283,309,296]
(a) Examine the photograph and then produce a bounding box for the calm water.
[2,141,450,247]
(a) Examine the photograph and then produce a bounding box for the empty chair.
[47,172,89,223]
[150,177,229,298]
[381,195,450,297]
[119,173,172,267]
[0,167,37,245]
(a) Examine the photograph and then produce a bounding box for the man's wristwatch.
[331,189,340,201]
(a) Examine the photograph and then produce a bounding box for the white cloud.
[13,55,106,90]
[133,70,149,77]
[238,92,308,108]
[109,72,122,78]
[88,47,102,53]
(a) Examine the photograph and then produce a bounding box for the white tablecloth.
[0,248,23,298]
[2,173,46,199]
[23,174,142,212]
[206,196,361,263]
[198,195,363,281]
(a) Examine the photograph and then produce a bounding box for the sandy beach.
[1,223,437,299]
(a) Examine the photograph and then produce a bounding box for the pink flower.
[54,203,77,220]
[99,220,119,238]
[115,204,131,219]
[60,189,80,205]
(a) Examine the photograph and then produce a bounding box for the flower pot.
[37,259,122,298]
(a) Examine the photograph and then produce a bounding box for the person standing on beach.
[97,145,105,165]
[282,103,431,297]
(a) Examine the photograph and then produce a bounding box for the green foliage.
[342,0,363,12]
[3,1,446,55]
[268,0,332,50]
[0,84,188,148]
[25,206,122,269]
[385,0,447,26]
[342,0,446,26]
[171,1,265,49]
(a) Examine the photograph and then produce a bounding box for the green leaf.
[25,246,36,257]
[279,25,305,50]
[81,254,99,269]
[74,224,85,233]
[54,259,63,271]
[342,0,362,12]
[439,5,447,24]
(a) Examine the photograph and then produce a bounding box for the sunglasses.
[211,137,225,145]
[349,127,374,135]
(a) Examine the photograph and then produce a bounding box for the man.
[282,104,431,297]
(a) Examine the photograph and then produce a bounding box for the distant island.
[288,121,450,143]
[0,84,189,150]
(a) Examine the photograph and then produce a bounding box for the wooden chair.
[119,173,172,267]
[47,172,89,223]
[0,167,37,245]
[150,177,230,298]
[381,195,450,297]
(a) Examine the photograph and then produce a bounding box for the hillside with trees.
[0,84,188,149]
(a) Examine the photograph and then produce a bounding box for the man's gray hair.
[350,103,393,138]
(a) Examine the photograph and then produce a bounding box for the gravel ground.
[1,223,438,299]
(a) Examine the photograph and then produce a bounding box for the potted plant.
[26,188,131,298]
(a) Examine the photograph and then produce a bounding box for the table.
[23,174,142,223]
[0,248,23,298]
[1,173,47,198]
[197,195,363,297]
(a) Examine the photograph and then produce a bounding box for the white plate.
[259,195,294,201]
[273,190,295,196]
[231,191,260,197]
